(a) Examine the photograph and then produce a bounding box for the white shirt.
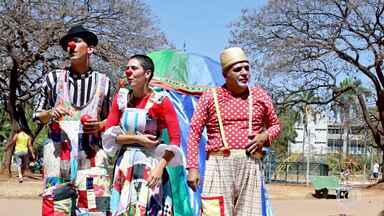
[373,163,380,173]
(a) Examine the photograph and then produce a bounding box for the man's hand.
[187,168,200,192]
[50,106,72,120]
[246,132,269,155]
[82,120,102,134]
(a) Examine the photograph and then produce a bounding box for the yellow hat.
[220,47,248,71]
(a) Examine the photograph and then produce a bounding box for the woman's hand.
[135,134,160,149]
[116,133,160,148]
[147,159,166,189]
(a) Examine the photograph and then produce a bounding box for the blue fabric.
[70,157,78,181]
[110,189,120,214]
[186,53,224,88]
[167,166,193,216]
[149,50,224,215]
[160,90,207,216]
[261,175,274,216]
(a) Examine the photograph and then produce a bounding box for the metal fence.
[264,157,329,184]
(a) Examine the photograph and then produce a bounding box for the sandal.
[18,177,23,183]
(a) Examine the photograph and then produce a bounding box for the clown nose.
[125,69,132,77]
[68,41,76,50]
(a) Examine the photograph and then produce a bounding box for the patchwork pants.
[201,154,263,216]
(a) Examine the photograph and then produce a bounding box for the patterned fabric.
[42,177,76,216]
[120,108,157,136]
[34,68,111,120]
[187,86,281,168]
[41,69,111,216]
[104,89,180,145]
[201,154,262,216]
[105,89,181,215]
[110,147,173,216]
[76,168,111,215]
[201,196,224,216]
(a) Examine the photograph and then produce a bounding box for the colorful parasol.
[148,49,224,95]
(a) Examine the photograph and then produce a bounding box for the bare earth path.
[0,174,383,216]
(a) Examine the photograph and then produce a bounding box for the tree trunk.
[358,93,384,181]
[376,91,384,182]
[1,130,16,177]
[0,52,30,177]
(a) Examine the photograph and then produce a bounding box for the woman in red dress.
[103,54,183,215]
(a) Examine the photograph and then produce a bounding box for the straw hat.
[220,47,248,71]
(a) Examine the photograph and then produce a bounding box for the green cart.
[310,176,351,199]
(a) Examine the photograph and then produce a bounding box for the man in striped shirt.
[34,63,111,120]
[33,25,112,215]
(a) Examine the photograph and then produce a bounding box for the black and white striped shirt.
[34,68,112,120]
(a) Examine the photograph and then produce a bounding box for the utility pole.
[183,41,186,52]
[306,131,311,185]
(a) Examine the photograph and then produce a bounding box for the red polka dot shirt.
[187,86,281,168]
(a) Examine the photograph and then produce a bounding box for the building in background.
[289,110,369,157]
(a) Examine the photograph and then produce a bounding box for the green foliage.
[325,153,373,175]
[325,153,343,175]
[273,153,303,177]
[272,110,298,159]
[0,107,11,162]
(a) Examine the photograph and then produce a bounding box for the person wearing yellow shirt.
[6,128,35,183]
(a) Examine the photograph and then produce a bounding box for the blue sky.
[146,0,267,62]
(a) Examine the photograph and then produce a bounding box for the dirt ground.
[0,173,383,216]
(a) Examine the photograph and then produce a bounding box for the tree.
[272,109,298,159]
[0,0,169,176]
[229,0,384,180]
[331,77,370,156]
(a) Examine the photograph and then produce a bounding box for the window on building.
[350,140,364,154]
[315,128,327,131]
[327,139,343,152]
[328,128,344,134]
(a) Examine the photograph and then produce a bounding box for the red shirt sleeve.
[104,93,122,130]
[258,88,281,142]
[157,96,181,146]
[186,91,211,169]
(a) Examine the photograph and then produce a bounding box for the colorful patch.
[201,195,225,216]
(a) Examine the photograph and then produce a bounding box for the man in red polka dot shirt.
[187,47,281,216]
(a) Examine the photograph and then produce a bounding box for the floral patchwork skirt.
[110,147,173,216]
